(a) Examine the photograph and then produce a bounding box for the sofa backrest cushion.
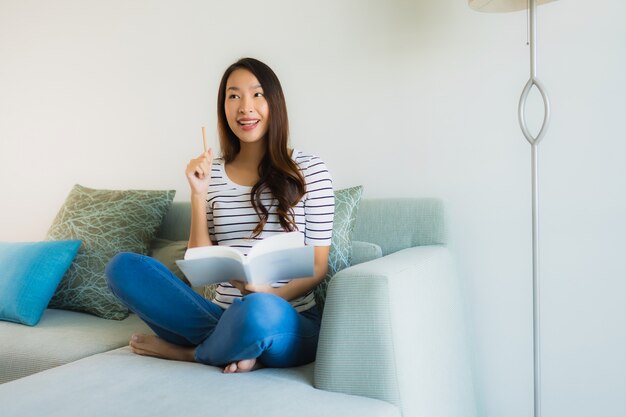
[352,198,445,256]
[158,198,445,254]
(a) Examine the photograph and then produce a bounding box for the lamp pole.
[468,1,554,414]
[517,1,551,416]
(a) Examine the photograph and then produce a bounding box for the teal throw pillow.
[47,184,175,320]
[314,185,363,310]
[0,240,81,326]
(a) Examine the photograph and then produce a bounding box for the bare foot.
[129,334,195,362]
[223,358,261,374]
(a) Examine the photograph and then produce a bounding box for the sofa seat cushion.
[0,347,400,417]
[0,309,151,384]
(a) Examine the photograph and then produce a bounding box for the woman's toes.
[223,363,238,373]
[130,334,144,348]
[237,359,257,372]
[222,359,258,373]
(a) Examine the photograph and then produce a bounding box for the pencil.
[201,126,207,153]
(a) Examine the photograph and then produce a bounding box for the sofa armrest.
[314,246,476,417]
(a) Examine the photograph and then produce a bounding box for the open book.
[175,232,314,287]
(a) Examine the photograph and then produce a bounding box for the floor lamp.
[467,1,557,417]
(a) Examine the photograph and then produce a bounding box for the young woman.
[105,58,334,374]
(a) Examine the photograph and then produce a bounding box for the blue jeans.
[105,252,321,368]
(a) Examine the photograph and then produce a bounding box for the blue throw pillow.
[0,240,81,326]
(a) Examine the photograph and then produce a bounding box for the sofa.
[0,198,476,417]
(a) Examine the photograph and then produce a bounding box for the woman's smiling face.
[224,69,270,144]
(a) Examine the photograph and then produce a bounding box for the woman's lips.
[237,119,260,131]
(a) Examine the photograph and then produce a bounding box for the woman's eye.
[228,94,240,99]
[254,92,264,98]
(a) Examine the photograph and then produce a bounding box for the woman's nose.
[239,97,253,113]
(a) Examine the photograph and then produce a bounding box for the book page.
[248,232,305,259]
[247,246,314,285]
[183,245,243,262]
[175,256,246,287]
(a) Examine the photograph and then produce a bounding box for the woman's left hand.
[229,280,275,296]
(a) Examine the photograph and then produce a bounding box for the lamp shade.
[468,0,557,12]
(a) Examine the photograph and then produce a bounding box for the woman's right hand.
[186,149,214,196]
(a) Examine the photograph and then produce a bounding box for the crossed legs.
[105,252,321,373]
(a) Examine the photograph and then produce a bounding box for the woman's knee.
[106,251,135,278]
[237,293,298,333]
[105,252,147,294]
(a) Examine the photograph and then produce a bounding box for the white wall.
[1,1,624,416]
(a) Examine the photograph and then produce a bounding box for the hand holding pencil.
[185,126,214,196]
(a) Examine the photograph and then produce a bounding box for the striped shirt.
[206,150,334,312]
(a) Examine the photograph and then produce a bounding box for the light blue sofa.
[0,198,476,417]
